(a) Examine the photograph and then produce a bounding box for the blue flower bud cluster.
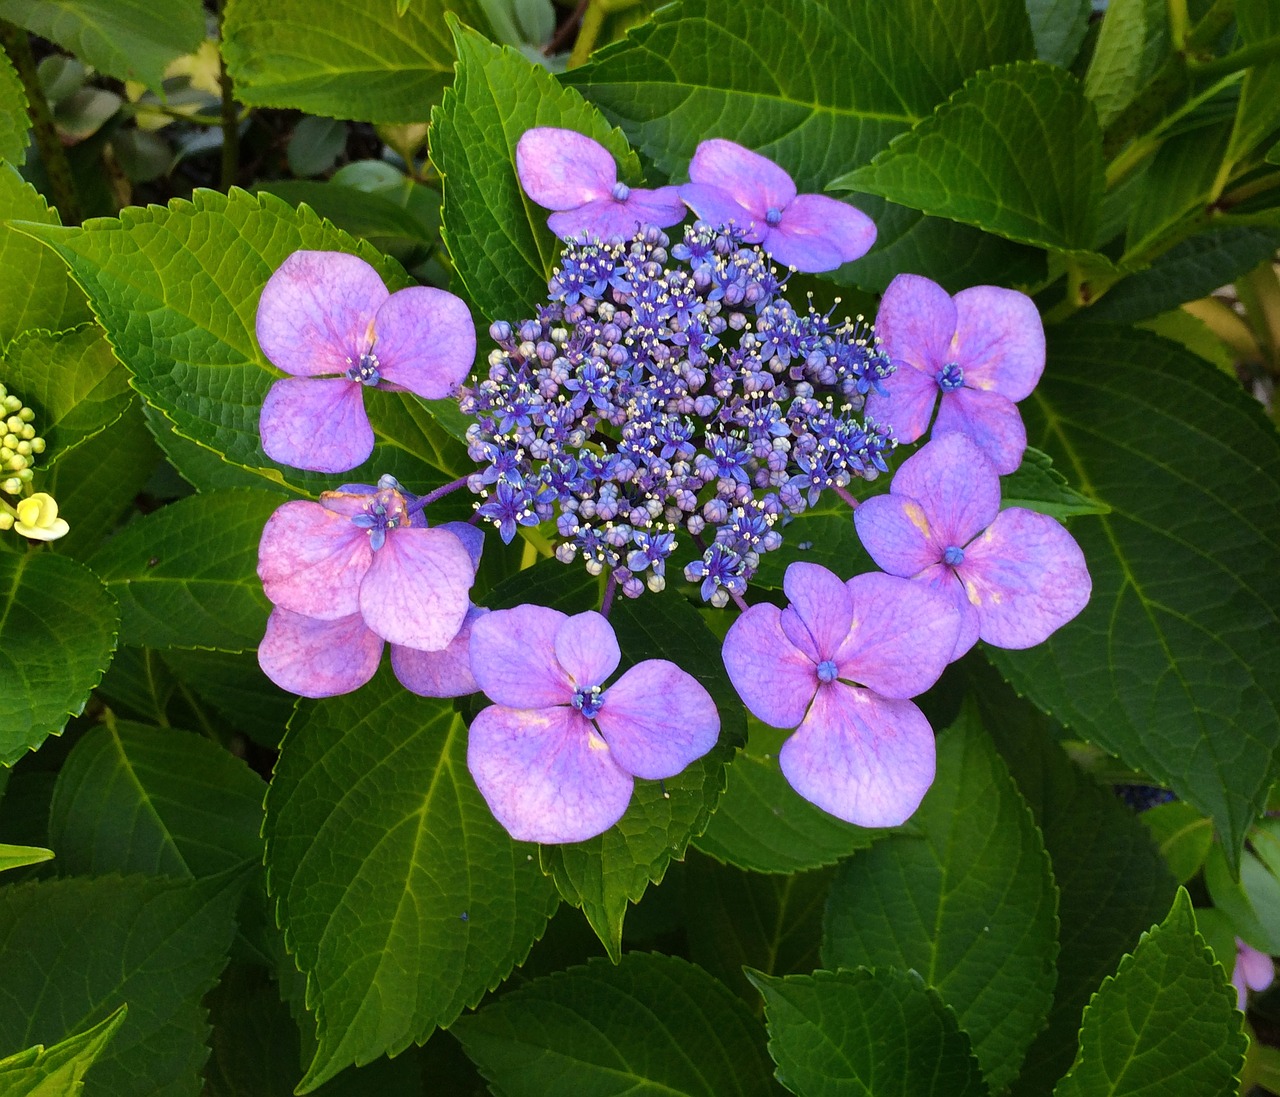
[459,221,896,605]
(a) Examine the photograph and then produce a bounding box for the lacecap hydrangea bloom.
[466,606,719,843]
[256,251,475,473]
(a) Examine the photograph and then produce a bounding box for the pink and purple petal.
[548,200,647,243]
[255,250,387,377]
[259,377,374,473]
[853,494,942,578]
[863,362,939,446]
[958,507,1091,649]
[889,434,1002,547]
[436,520,484,571]
[370,287,476,398]
[469,604,575,708]
[873,273,957,375]
[677,183,765,240]
[258,608,382,698]
[621,185,688,229]
[778,682,936,828]
[595,660,719,780]
[467,704,635,844]
[358,527,473,650]
[780,562,854,662]
[554,611,621,688]
[258,500,369,619]
[515,127,616,209]
[722,604,817,728]
[770,194,876,272]
[761,223,844,273]
[833,572,960,698]
[687,139,796,216]
[390,606,485,697]
[933,386,1028,475]
[953,285,1045,402]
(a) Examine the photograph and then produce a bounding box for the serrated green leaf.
[0,553,119,766]
[0,0,205,93]
[839,62,1103,252]
[986,324,1280,868]
[454,952,778,1097]
[1000,446,1110,520]
[1053,889,1246,1097]
[1125,117,1232,255]
[160,648,296,749]
[0,46,28,167]
[140,404,277,494]
[286,117,348,178]
[431,23,640,325]
[1224,0,1280,171]
[1026,0,1091,67]
[823,709,1058,1093]
[47,719,265,878]
[1137,308,1235,374]
[0,873,242,1097]
[0,165,90,345]
[0,843,53,874]
[751,968,989,1097]
[265,674,559,1092]
[222,0,492,122]
[258,182,437,258]
[2,325,131,467]
[1205,841,1280,954]
[1082,0,1170,130]
[86,490,279,652]
[0,1006,127,1097]
[1141,801,1214,883]
[18,189,471,496]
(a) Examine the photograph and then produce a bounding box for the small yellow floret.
[13,493,69,541]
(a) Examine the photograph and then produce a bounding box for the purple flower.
[466,606,719,843]
[854,433,1091,660]
[516,128,686,242]
[722,563,960,827]
[1232,938,1274,1011]
[864,273,1044,474]
[678,139,876,274]
[256,251,475,473]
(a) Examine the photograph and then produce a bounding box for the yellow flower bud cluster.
[0,383,47,496]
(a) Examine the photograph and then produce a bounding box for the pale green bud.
[2,395,19,413]
[2,435,15,449]
[19,424,33,440]
[16,440,31,456]
[6,415,22,433]
[17,407,33,423]
[6,454,25,471]
[1,478,19,495]
[30,437,45,454]
[16,467,32,482]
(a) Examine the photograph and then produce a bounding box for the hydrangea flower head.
[722,563,960,826]
[256,251,475,473]
[516,128,686,242]
[679,139,876,273]
[864,273,1044,474]
[854,433,1091,660]
[466,605,719,843]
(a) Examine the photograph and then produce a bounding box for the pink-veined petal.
[257,607,382,698]
[779,682,936,827]
[761,223,843,273]
[834,572,960,698]
[722,603,817,728]
[595,660,719,779]
[934,386,1028,475]
[259,377,373,473]
[889,434,1002,547]
[436,520,484,571]
[554,611,621,688]
[768,194,876,271]
[258,500,369,619]
[548,200,647,243]
[874,273,956,375]
[780,562,854,662]
[953,285,1045,401]
[854,494,941,578]
[390,606,485,698]
[255,250,387,376]
[863,361,939,445]
[467,704,634,843]
[958,507,1091,649]
[677,183,765,240]
[371,287,476,398]
[469,604,574,708]
[687,139,796,216]
[620,185,688,228]
[358,527,473,650]
[516,127,617,209]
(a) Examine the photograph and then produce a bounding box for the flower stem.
[415,474,471,510]
[600,572,617,617]
[217,0,240,192]
[832,483,861,511]
[729,590,750,613]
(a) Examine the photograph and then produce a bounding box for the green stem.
[1188,35,1280,80]
[567,0,606,68]
[0,20,81,224]
[1167,0,1191,49]
[217,1,239,191]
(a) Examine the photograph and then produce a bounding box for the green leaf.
[750,968,989,1097]
[986,324,1280,867]
[86,490,280,652]
[0,873,242,1097]
[693,717,875,875]
[1223,0,1280,171]
[0,1007,127,1097]
[264,674,559,1092]
[1136,308,1235,374]
[1053,889,1246,1097]
[0,46,28,167]
[18,188,470,496]
[0,0,205,93]
[1082,0,1170,130]
[0,553,119,767]
[161,648,296,749]
[222,0,492,122]
[2,325,131,467]
[1204,842,1280,954]
[838,62,1103,253]
[1125,117,1232,255]
[1000,445,1110,520]
[1141,801,1214,883]
[0,165,90,345]
[0,843,53,874]
[684,853,832,1006]
[1025,0,1091,67]
[823,709,1058,1093]
[431,23,639,325]
[47,720,265,878]
[286,117,348,178]
[257,182,438,258]
[453,952,778,1097]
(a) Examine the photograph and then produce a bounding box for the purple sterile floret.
[678,139,876,274]
[256,250,475,473]
[1232,938,1275,1011]
[721,562,961,827]
[864,273,1044,474]
[516,128,686,242]
[854,433,1091,660]
[466,605,719,843]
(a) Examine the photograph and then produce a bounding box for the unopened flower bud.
[7,416,22,433]
[29,437,44,454]
[3,395,19,413]
[1,477,19,495]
